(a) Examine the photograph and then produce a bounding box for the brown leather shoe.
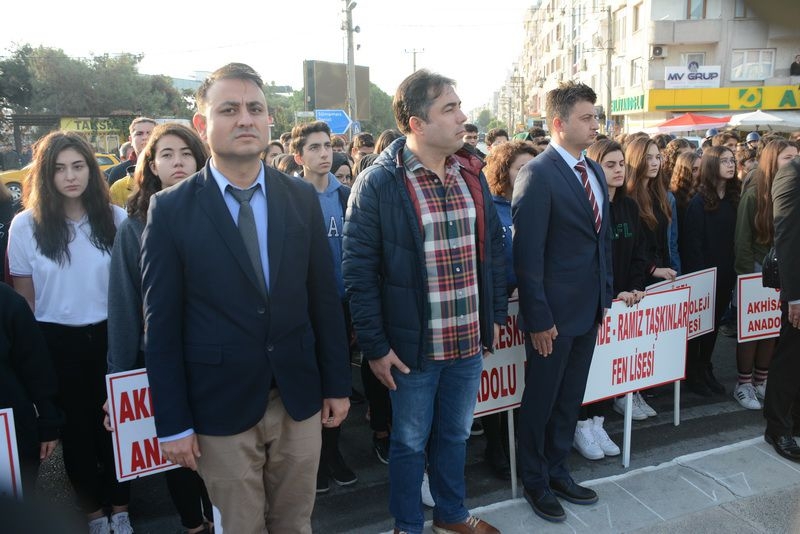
[432,516,500,534]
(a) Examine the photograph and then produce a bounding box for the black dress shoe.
[549,478,599,505]
[704,368,726,394]
[765,433,800,462]
[523,487,565,522]
[485,446,511,480]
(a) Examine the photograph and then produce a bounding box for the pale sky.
[1,1,533,115]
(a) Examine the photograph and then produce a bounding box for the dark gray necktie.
[227,185,267,296]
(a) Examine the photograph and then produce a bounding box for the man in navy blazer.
[512,82,613,523]
[141,63,351,534]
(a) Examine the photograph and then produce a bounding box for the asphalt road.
[30,332,769,533]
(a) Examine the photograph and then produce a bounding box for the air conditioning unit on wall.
[651,45,668,59]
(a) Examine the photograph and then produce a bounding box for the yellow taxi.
[1,153,120,203]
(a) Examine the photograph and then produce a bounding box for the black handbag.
[762,246,780,288]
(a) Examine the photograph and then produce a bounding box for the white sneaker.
[754,381,767,401]
[634,391,657,417]
[110,512,134,534]
[591,416,621,456]
[573,419,604,460]
[421,471,435,507]
[88,517,110,534]
[733,383,762,410]
[613,396,647,421]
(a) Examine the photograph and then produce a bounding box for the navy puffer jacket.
[342,137,508,370]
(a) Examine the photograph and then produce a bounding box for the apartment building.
[513,0,800,133]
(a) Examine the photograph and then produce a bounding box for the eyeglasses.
[719,158,736,166]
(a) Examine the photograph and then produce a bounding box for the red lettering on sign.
[478,364,517,402]
[129,437,167,472]
[746,299,780,315]
[597,314,612,345]
[688,317,700,334]
[618,310,644,341]
[118,387,152,424]
[611,357,627,385]
[497,315,525,349]
[747,317,781,332]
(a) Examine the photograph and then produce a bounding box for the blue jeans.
[388,353,483,534]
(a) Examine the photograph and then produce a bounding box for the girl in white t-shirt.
[8,131,130,534]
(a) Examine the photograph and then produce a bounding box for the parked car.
[0,153,120,203]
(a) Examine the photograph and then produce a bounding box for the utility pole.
[404,48,425,72]
[344,0,358,138]
[605,5,613,135]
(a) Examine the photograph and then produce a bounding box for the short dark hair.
[196,63,263,113]
[464,123,478,134]
[545,81,597,131]
[352,132,375,150]
[331,135,346,149]
[486,128,508,145]
[129,117,156,133]
[290,121,331,155]
[393,69,456,134]
[528,127,547,138]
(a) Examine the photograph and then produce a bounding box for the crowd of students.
[1,101,799,533]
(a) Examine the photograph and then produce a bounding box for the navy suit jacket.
[141,162,351,437]
[511,145,614,336]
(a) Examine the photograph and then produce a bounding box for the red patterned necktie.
[575,160,601,233]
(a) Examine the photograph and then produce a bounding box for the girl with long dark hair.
[670,151,702,263]
[106,123,214,534]
[582,140,652,433]
[683,145,740,397]
[733,139,798,409]
[7,131,129,534]
[625,137,676,285]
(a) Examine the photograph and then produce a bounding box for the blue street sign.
[315,109,352,135]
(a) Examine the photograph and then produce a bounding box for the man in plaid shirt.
[343,70,508,534]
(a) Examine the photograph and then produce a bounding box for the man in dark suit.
[512,81,613,523]
[140,63,351,534]
[764,156,800,462]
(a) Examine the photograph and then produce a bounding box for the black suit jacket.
[141,162,351,437]
[512,145,614,336]
[773,157,800,302]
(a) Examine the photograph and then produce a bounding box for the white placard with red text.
[106,369,179,482]
[737,274,782,342]
[647,268,716,340]
[0,408,23,499]
[475,300,526,416]
[583,287,690,404]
